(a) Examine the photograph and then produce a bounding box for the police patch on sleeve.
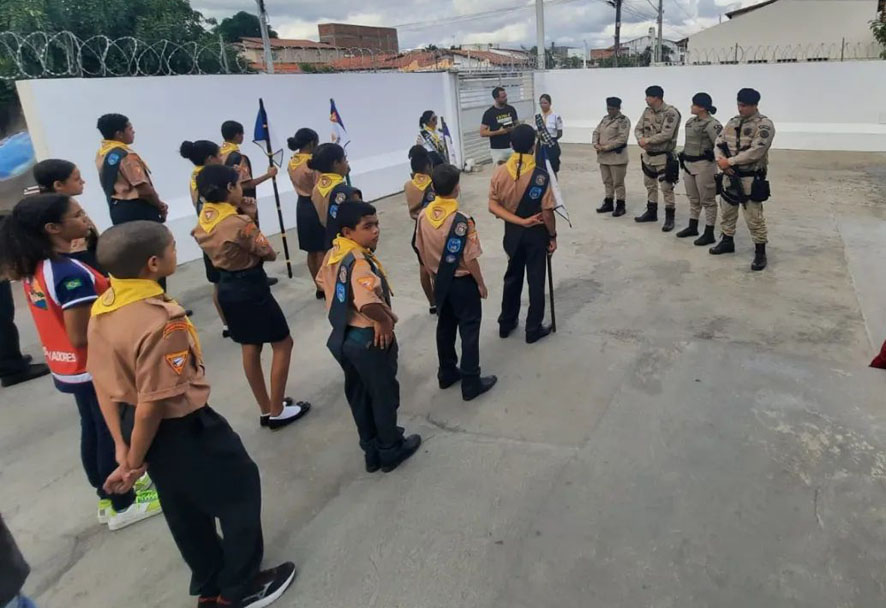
[743,128,753,136]
[446,237,463,254]
[759,129,770,139]
[715,124,723,133]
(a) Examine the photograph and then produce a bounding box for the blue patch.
[446,238,462,254]
[107,153,120,166]
[335,282,346,303]
[529,186,543,200]
[329,204,339,219]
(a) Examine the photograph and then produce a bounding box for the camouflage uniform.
[592,112,631,202]
[681,116,722,226]
[635,102,681,208]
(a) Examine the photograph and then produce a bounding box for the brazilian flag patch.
[64,278,84,290]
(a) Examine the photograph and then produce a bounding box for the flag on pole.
[329,98,350,149]
[542,147,571,227]
[441,116,458,167]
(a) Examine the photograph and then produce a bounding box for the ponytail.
[408,145,431,175]
[287,128,319,152]
[180,140,220,166]
[0,194,72,279]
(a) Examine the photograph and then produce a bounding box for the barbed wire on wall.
[683,41,882,65]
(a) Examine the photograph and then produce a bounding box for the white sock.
[270,403,304,420]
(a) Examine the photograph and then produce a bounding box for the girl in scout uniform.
[404,145,437,314]
[308,143,356,252]
[0,194,161,530]
[192,165,311,430]
[287,128,324,295]
[416,110,447,167]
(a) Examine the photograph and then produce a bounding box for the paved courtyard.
[2,144,886,607]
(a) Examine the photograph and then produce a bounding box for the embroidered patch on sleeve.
[357,277,376,291]
[163,321,190,338]
[165,350,189,375]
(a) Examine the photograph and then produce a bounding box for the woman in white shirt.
[535,94,563,174]
[416,110,447,167]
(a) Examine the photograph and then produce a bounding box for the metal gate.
[456,71,535,166]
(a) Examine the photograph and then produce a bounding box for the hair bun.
[179,140,194,158]
[287,136,298,151]
[709,105,717,115]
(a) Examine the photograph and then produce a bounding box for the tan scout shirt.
[714,111,775,174]
[635,102,681,166]
[95,150,151,201]
[488,164,556,215]
[192,214,276,272]
[414,211,482,278]
[289,162,318,197]
[682,116,722,158]
[311,186,332,228]
[87,296,209,418]
[316,250,398,329]
[592,113,631,165]
[403,177,432,220]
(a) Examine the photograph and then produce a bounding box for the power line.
[393,0,590,31]
[668,0,695,21]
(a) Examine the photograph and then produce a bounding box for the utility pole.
[256,0,275,74]
[536,0,545,69]
[614,0,623,66]
[583,39,588,68]
[656,0,664,63]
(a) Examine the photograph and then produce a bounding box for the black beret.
[606,97,622,108]
[737,88,761,104]
[692,92,713,110]
[645,85,664,98]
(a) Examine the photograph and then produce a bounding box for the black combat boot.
[635,202,658,223]
[676,218,699,238]
[694,224,716,246]
[751,243,767,271]
[613,199,626,217]
[661,208,676,232]
[709,234,735,255]
[379,434,422,472]
[596,198,614,213]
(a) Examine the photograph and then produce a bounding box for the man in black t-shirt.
[481,87,519,165]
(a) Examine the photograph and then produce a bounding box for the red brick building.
[318,23,399,53]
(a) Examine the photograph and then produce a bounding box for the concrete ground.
[3,144,886,608]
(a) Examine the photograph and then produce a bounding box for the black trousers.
[498,240,547,334]
[436,276,482,380]
[0,280,27,378]
[108,201,167,291]
[144,407,263,601]
[340,331,401,452]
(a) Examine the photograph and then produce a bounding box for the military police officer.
[676,92,722,246]
[634,85,682,232]
[592,97,631,217]
[709,88,775,271]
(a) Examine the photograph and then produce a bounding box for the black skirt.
[217,267,289,345]
[202,253,220,284]
[296,194,326,252]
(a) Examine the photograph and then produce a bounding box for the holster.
[719,174,748,206]
[641,160,659,179]
[664,154,680,185]
[749,173,771,202]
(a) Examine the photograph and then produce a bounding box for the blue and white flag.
[329,98,350,149]
[542,146,571,227]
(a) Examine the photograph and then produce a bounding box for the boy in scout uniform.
[96,113,167,227]
[592,97,631,217]
[676,92,722,246]
[219,120,279,202]
[488,124,558,344]
[710,88,775,271]
[316,201,422,473]
[405,145,438,314]
[414,164,497,401]
[634,86,682,231]
[87,221,297,608]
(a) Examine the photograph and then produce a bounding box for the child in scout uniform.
[286,128,324,295]
[87,221,297,608]
[315,202,422,473]
[192,165,311,430]
[0,194,160,530]
[414,164,497,401]
[309,143,356,252]
[404,145,437,314]
[487,124,558,344]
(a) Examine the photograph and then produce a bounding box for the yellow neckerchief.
[411,173,431,191]
[505,153,536,180]
[423,196,459,229]
[219,141,239,158]
[189,165,205,196]
[424,126,441,143]
[289,153,312,171]
[198,201,239,234]
[91,277,164,316]
[328,236,392,294]
[98,139,132,158]
[317,173,345,198]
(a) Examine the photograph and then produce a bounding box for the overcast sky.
[192,0,763,50]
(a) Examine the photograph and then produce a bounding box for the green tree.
[872,11,886,58]
[215,11,277,43]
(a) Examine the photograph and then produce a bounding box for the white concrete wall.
[688,0,879,59]
[17,72,462,263]
[535,61,886,152]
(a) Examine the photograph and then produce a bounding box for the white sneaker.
[267,401,311,430]
[98,499,112,525]
[107,490,163,531]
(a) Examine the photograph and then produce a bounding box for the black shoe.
[267,401,311,430]
[22,354,32,365]
[260,415,269,428]
[676,218,699,238]
[364,448,381,473]
[751,243,767,271]
[185,309,194,317]
[526,324,553,344]
[224,561,296,608]
[694,225,716,246]
[1,363,50,388]
[438,369,462,389]
[380,434,422,473]
[462,375,498,401]
[429,306,437,315]
[635,202,658,223]
[709,235,735,255]
[612,200,626,217]
[266,277,279,287]
[499,323,517,339]
[315,290,325,300]
[596,198,614,213]
[222,327,230,339]
[661,208,676,232]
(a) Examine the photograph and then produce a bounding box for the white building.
[686,0,883,64]
[622,28,684,63]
